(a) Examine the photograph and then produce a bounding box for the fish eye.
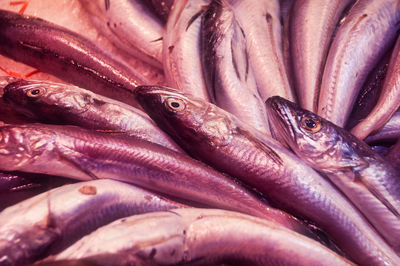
[300,116,321,133]
[26,87,46,98]
[164,97,186,112]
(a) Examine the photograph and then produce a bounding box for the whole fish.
[351,35,400,139]
[317,0,400,127]
[227,0,295,102]
[365,110,400,143]
[0,10,149,107]
[79,0,164,69]
[0,179,186,265]
[0,123,306,231]
[135,85,400,265]
[266,96,400,252]
[44,209,353,266]
[163,0,211,101]
[289,0,355,112]
[2,79,183,153]
[201,0,270,135]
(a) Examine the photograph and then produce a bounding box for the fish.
[135,85,400,265]
[0,9,149,107]
[351,35,400,139]
[0,123,306,231]
[365,109,400,143]
[317,0,400,127]
[266,95,400,252]
[289,0,355,112]
[227,0,295,102]
[200,0,270,135]
[0,179,186,265]
[79,0,164,69]
[163,0,211,101]
[2,78,183,153]
[43,209,353,266]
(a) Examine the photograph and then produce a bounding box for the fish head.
[266,96,365,173]
[3,80,90,120]
[135,86,234,149]
[0,124,55,172]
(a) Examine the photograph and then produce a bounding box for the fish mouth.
[265,96,300,147]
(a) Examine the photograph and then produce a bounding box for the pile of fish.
[0,0,399,265]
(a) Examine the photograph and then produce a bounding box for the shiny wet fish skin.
[226,0,295,102]
[79,0,164,69]
[135,85,400,265]
[266,96,400,252]
[45,209,353,266]
[200,0,270,135]
[2,78,183,153]
[0,10,148,108]
[351,35,400,140]
[0,179,186,265]
[317,0,400,127]
[163,0,211,101]
[290,0,355,112]
[0,123,305,230]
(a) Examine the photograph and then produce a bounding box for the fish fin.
[55,147,100,180]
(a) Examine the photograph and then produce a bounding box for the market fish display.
[44,209,353,266]
[135,86,399,265]
[0,179,186,265]
[79,0,164,69]
[0,9,149,107]
[317,0,400,127]
[266,96,400,251]
[201,0,270,135]
[0,0,400,264]
[2,78,183,153]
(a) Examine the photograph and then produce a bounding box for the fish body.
[290,0,355,112]
[163,0,211,101]
[135,85,400,265]
[2,79,183,153]
[351,35,400,139]
[0,179,185,265]
[317,0,400,126]
[0,10,148,107]
[79,0,164,68]
[201,0,270,135]
[227,0,295,102]
[266,96,400,252]
[365,110,400,143]
[0,123,303,229]
[46,209,353,266]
